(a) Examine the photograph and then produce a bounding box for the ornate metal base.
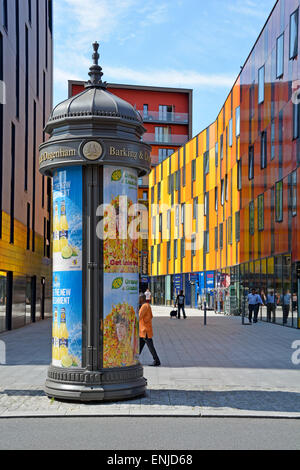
[44,364,147,402]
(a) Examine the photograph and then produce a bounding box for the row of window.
[258,8,299,105]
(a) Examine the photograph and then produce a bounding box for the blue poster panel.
[52,167,83,368]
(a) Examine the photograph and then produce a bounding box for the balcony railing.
[138,110,188,124]
[142,134,189,145]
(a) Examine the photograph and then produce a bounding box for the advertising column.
[52,167,83,369]
[102,166,140,368]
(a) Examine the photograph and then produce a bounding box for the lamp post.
[39,43,151,401]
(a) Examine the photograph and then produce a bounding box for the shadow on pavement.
[0,388,300,413]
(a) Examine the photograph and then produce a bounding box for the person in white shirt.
[247,288,263,323]
[145,288,151,304]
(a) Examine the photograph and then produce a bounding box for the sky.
[53,0,276,137]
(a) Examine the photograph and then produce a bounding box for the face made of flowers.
[115,320,128,343]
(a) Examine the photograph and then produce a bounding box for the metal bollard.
[204,301,207,326]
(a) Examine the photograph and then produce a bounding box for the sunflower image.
[103,195,139,273]
[103,302,139,368]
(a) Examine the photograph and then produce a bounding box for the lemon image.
[112,277,123,289]
[61,355,73,368]
[111,170,122,182]
[71,246,78,257]
[61,245,73,259]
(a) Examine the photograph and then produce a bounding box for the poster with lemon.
[52,167,83,369]
[52,271,82,368]
[103,166,139,274]
[103,273,139,368]
[53,167,82,272]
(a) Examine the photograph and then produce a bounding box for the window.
[174,239,178,259]
[191,235,196,257]
[235,211,240,242]
[2,0,8,30]
[248,145,254,180]
[229,118,233,147]
[151,246,154,264]
[228,216,232,245]
[181,238,185,258]
[258,194,264,231]
[157,183,161,201]
[204,151,209,174]
[220,134,224,160]
[258,66,265,104]
[250,84,255,119]
[151,187,154,203]
[276,34,284,78]
[225,174,228,201]
[261,131,267,169]
[204,231,209,253]
[221,179,225,206]
[192,159,196,181]
[152,217,156,236]
[271,120,275,159]
[182,166,186,187]
[275,181,283,222]
[249,201,255,235]
[219,223,223,250]
[215,142,218,167]
[175,170,180,191]
[292,171,297,216]
[159,105,173,121]
[27,203,30,250]
[235,106,240,137]
[159,213,162,233]
[215,226,218,250]
[237,159,242,190]
[167,209,171,232]
[28,0,31,23]
[48,0,53,33]
[204,192,209,216]
[157,244,161,263]
[158,148,173,163]
[143,104,148,119]
[155,127,170,143]
[167,241,171,260]
[10,123,15,244]
[290,9,299,60]
[193,197,198,220]
[215,187,218,211]
[175,205,180,229]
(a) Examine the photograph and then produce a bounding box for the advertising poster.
[103,273,139,369]
[53,167,82,272]
[103,166,139,274]
[52,167,83,368]
[52,272,82,368]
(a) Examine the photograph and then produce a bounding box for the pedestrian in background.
[247,288,263,323]
[280,290,291,325]
[175,290,186,319]
[139,294,161,367]
[266,290,276,323]
[145,288,152,304]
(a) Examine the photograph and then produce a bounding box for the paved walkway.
[0,307,300,418]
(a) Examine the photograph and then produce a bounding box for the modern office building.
[0,0,53,332]
[69,81,192,289]
[149,0,300,329]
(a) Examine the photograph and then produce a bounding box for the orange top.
[139,303,153,339]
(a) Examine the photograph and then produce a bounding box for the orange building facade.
[149,0,300,329]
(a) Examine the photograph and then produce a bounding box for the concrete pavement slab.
[0,307,299,418]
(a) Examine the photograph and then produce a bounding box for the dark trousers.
[177,305,186,319]
[282,305,290,324]
[140,336,160,363]
[267,303,275,322]
[249,304,259,322]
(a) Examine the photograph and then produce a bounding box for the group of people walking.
[247,288,292,324]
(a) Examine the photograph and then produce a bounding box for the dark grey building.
[0,0,53,332]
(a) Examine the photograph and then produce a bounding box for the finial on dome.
[85,42,107,89]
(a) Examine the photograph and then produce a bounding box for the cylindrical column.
[40,43,151,401]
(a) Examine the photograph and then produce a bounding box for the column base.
[44,364,147,402]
